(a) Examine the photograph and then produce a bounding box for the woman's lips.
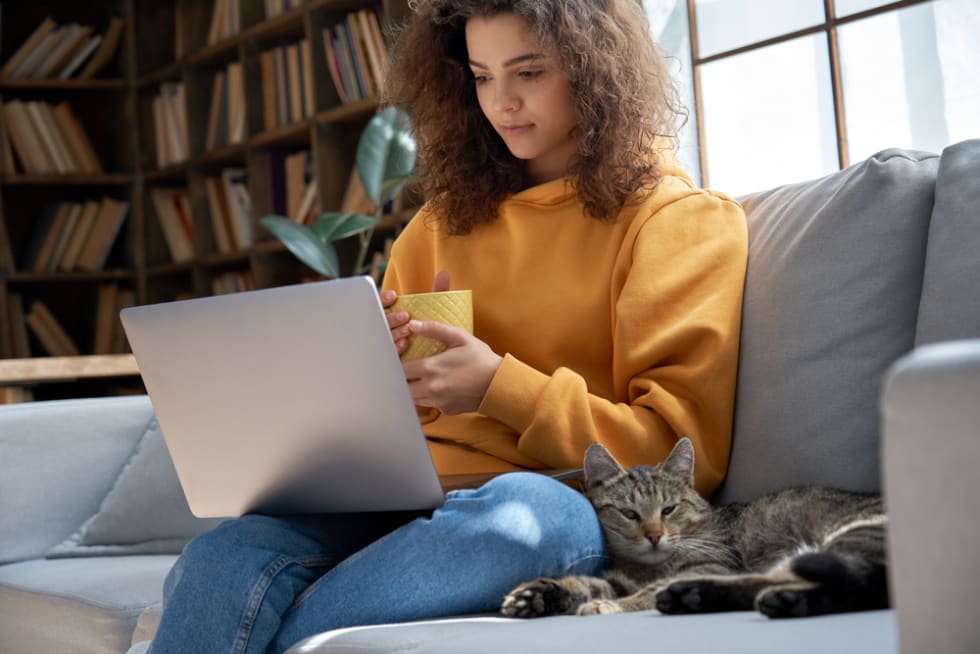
[499,124,532,137]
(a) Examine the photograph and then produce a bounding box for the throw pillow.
[47,417,223,558]
[717,148,939,503]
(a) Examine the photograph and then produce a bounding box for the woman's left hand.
[402,320,503,415]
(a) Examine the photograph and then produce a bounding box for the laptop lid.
[120,276,446,518]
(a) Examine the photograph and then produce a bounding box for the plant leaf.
[311,212,378,242]
[357,107,416,205]
[259,215,338,278]
[378,174,413,206]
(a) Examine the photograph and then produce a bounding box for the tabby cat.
[501,438,888,619]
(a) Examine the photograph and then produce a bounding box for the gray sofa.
[2,139,979,654]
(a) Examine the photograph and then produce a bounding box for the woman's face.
[465,13,578,185]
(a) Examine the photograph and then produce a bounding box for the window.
[645,0,980,196]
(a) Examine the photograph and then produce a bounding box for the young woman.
[140,1,747,652]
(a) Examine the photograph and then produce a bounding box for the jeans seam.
[561,552,608,576]
[231,554,337,654]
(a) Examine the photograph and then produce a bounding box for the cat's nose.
[646,532,661,546]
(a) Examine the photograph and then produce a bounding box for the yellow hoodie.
[382,160,747,496]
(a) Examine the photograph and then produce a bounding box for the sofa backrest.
[717,148,941,503]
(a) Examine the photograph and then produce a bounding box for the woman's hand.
[382,271,452,356]
[403,321,503,415]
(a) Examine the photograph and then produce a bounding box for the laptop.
[121,276,453,518]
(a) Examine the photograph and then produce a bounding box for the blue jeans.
[145,472,606,654]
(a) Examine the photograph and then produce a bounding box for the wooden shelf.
[0,354,139,384]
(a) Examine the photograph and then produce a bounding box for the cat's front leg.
[502,576,616,618]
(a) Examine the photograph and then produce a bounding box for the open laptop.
[121,276,454,518]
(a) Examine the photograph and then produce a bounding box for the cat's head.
[583,438,711,567]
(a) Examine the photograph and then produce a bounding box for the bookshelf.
[0,0,411,401]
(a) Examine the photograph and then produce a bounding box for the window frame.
[685,0,934,186]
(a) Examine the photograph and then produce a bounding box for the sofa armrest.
[0,395,155,563]
[881,339,980,654]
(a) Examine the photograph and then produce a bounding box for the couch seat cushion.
[0,555,175,654]
[286,610,897,654]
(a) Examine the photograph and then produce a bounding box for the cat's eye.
[620,509,641,521]
[661,505,677,517]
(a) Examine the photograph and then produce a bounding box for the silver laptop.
[120,276,448,518]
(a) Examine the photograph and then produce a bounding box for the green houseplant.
[260,107,416,278]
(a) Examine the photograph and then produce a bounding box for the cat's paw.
[501,578,571,618]
[656,580,725,614]
[755,587,810,618]
[576,599,623,615]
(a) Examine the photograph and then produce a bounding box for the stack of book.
[322,9,389,104]
[21,198,131,273]
[205,63,246,150]
[0,16,124,80]
[152,82,189,167]
[149,188,195,263]
[259,39,315,130]
[207,0,242,46]
[5,294,31,358]
[204,169,252,253]
[1,99,102,175]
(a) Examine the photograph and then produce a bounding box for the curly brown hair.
[384,0,686,235]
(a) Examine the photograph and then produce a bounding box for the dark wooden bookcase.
[0,0,410,400]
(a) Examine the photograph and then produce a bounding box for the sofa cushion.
[0,396,154,565]
[0,555,175,654]
[914,139,980,345]
[283,610,897,654]
[48,417,223,558]
[717,148,939,503]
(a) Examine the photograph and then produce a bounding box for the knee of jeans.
[472,473,604,555]
[164,515,274,594]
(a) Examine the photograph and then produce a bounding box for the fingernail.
[410,320,423,330]
[381,290,395,302]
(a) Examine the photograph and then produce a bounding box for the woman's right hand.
[383,270,451,356]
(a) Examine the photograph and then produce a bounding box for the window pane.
[643,0,701,183]
[839,0,980,162]
[695,0,825,58]
[835,0,898,17]
[700,35,838,196]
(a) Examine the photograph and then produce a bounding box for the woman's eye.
[620,509,640,521]
[518,70,542,80]
[661,505,676,517]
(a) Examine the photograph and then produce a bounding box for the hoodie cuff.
[478,353,550,433]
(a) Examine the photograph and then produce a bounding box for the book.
[24,101,73,173]
[285,149,308,220]
[3,100,53,173]
[25,300,80,356]
[56,33,102,79]
[92,283,119,354]
[32,202,75,272]
[47,203,84,270]
[221,168,252,249]
[205,70,227,149]
[7,293,32,358]
[9,23,66,79]
[50,101,103,173]
[300,38,315,118]
[77,16,124,79]
[0,17,56,79]
[322,29,350,104]
[226,62,245,143]
[32,23,93,79]
[259,50,278,130]
[356,9,385,93]
[345,13,375,97]
[204,175,235,252]
[286,42,303,123]
[111,288,136,353]
[59,199,100,271]
[0,106,18,174]
[75,197,130,271]
[150,188,194,263]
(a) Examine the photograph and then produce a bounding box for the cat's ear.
[584,443,625,490]
[660,437,695,486]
